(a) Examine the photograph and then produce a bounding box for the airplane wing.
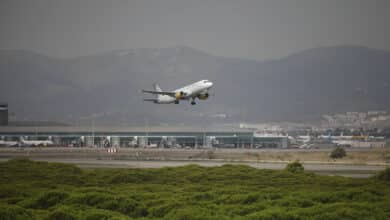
[142,90,176,96]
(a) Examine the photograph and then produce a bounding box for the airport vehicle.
[142,79,213,105]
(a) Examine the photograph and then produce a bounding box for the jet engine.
[197,93,209,100]
[175,91,186,100]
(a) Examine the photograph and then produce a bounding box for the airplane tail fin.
[153,83,162,98]
[154,83,162,92]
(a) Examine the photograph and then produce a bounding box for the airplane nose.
[209,82,213,87]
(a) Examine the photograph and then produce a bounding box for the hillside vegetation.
[2,46,390,123]
[0,159,389,220]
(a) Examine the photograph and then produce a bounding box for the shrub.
[0,204,32,220]
[45,206,77,220]
[0,186,25,199]
[375,167,390,181]
[148,200,181,218]
[229,203,266,216]
[70,192,147,218]
[1,160,390,220]
[330,147,346,159]
[85,213,110,220]
[163,206,218,220]
[247,208,300,220]
[84,209,113,220]
[30,191,69,209]
[285,160,304,173]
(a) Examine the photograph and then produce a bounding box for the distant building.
[0,103,8,126]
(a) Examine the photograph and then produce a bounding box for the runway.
[0,147,388,178]
[0,157,385,178]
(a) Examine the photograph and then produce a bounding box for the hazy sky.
[0,0,388,60]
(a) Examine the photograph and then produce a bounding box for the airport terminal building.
[0,126,289,148]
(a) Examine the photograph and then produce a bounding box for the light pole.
[91,118,95,147]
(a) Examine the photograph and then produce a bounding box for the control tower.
[0,103,8,126]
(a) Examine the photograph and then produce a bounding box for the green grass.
[0,158,389,220]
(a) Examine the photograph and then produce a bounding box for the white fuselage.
[0,140,19,147]
[20,138,53,146]
[157,80,213,104]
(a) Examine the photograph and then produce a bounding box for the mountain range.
[1,45,389,125]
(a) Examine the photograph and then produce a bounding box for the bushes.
[0,158,84,186]
[276,197,314,208]
[148,200,181,218]
[285,160,304,173]
[330,147,347,159]
[70,192,148,218]
[294,202,388,220]
[30,191,69,209]
[0,204,33,220]
[84,209,126,220]
[0,159,389,220]
[85,212,111,220]
[46,206,131,220]
[163,206,224,220]
[246,208,300,220]
[0,186,26,199]
[45,206,77,220]
[375,167,390,181]
[221,193,261,205]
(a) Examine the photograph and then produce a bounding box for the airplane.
[297,135,311,144]
[0,140,19,147]
[19,137,53,147]
[142,79,213,105]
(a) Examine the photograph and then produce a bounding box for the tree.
[285,160,304,173]
[330,147,346,159]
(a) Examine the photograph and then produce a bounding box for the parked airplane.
[0,140,19,147]
[142,79,213,105]
[19,137,53,146]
